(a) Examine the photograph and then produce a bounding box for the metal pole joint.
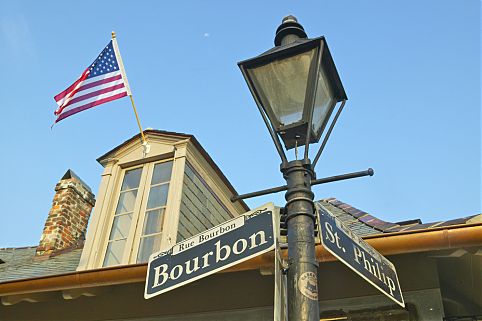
[282,159,320,321]
[285,211,316,222]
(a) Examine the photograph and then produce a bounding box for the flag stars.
[85,43,119,79]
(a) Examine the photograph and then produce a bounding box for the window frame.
[99,158,175,267]
[130,159,174,263]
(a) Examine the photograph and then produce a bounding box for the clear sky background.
[0,1,480,247]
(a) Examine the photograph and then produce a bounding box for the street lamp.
[236,16,372,321]
[238,15,346,153]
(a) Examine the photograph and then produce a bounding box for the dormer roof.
[96,129,249,212]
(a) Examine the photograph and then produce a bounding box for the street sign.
[145,204,276,299]
[317,203,405,307]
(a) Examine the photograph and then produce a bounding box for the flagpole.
[128,94,147,143]
[111,31,149,153]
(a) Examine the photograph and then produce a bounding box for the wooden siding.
[177,164,232,241]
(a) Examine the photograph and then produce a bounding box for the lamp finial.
[275,15,307,46]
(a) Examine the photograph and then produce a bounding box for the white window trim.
[98,164,147,267]
[158,144,187,252]
[99,157,181,267]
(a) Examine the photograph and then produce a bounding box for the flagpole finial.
[111,31,116,39]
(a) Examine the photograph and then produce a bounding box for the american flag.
[53,40,130,123]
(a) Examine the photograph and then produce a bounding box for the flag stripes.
[53,40,128,124]
[56,92,128,122]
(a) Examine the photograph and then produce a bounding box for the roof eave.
[1,222,480,297]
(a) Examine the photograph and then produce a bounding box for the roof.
[0,198,479,285]
[0,246,82,283]
[321,198,481,235]
[96,129,193,162]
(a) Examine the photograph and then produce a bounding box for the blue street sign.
[145,204,276,299]
[317,204,405,307]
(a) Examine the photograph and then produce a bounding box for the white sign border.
[317,203,405,308]
[144,203,277,299]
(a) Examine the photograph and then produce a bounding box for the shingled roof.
[0,246,82,283]
[0,198,479,284]
[320,198,481,235]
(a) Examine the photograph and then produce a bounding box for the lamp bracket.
[230,168,374,202]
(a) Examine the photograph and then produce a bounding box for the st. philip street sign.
[145,204,276,299]
[316,203,405,307]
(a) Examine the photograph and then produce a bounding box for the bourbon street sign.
[316,203,405,307]
[145,204,276,299]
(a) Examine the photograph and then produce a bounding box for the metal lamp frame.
[238,36,347,164]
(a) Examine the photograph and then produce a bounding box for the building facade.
[0,130,481,321]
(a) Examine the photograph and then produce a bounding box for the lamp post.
[236,16,371,321]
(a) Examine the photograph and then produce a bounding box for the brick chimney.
[36,170,95,256]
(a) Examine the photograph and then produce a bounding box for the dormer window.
[103,160,174,266]
[77,130,249,271]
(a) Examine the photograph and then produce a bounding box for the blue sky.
[0,1,480,247]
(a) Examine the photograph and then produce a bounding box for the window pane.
[121,168,142,191]
[103,239,126,267]
[137,234,162,263]
[142,209,165,235]
[151,161,173,185]
[248,48,315,127]
[108,213,132,240]
[312,66,335,137]
[146,184,169,209]
[115,190,137,214]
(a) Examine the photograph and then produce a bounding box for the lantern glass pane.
[248,48,316,128]
[312,65,336,137]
